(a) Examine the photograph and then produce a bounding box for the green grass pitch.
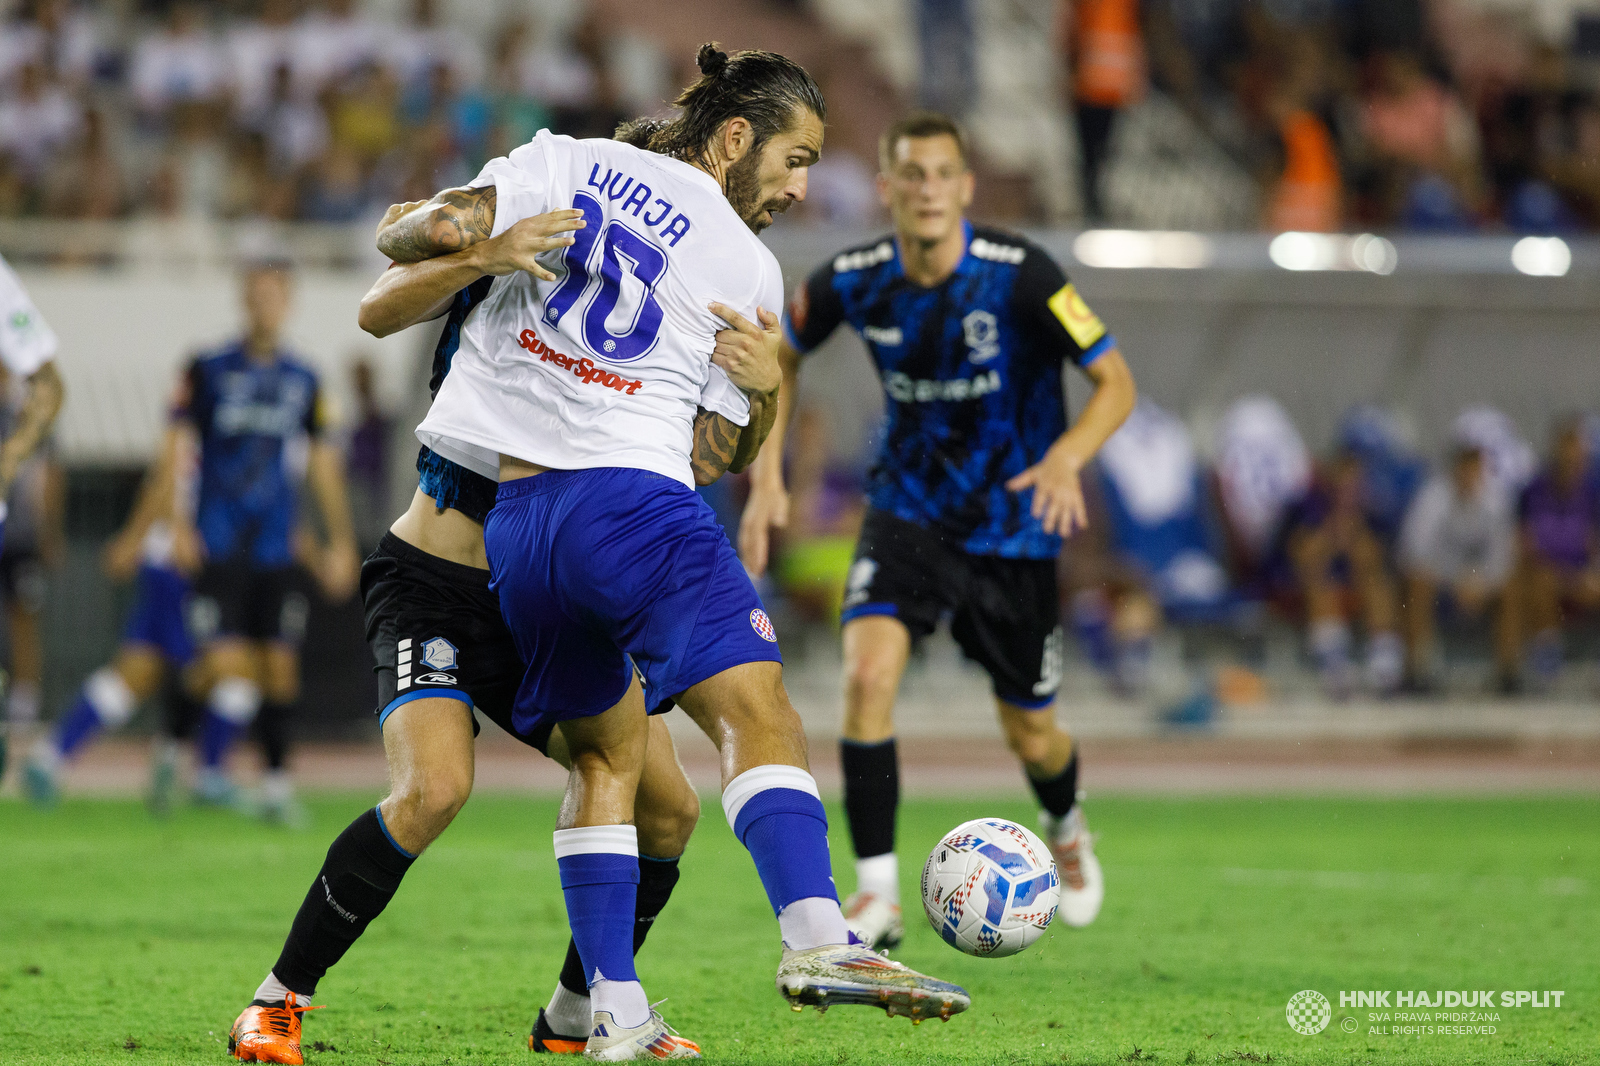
[1,792,1594,1065]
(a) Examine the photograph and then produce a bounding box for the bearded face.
[725,137,797,234]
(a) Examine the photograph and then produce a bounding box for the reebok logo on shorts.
[750,609,777,642]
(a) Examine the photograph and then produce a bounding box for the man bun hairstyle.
[879,109,970,172]
[643,41,826,168]
[697,43,730,78]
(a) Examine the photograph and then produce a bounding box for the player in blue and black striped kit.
[740,112,1136,949]
[172,258,359,821]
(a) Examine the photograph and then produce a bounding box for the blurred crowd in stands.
[8,0,1600,230]
[0,0,674,224]
[758,393,1600,702]
[1067,0,1600,231]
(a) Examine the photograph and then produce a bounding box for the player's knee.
[1002,719,1054,766]
[843,652,900,707]
[390,764,472,838]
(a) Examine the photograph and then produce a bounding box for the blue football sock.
[53,694,103,759]
[199,710,244,769]
[723,765,839,915]
[555,826,640,988]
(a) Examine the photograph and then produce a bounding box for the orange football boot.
[229,991,322,1063]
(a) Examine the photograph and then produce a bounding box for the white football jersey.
[0,253,57,377]
[416,130,785,488]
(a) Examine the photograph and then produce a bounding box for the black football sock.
[841,738,899,860]
[556,853,683,996]
[271,806,416,996]
[257,701,294,771]
[162,679,203,741]
[633,853,681,952]
[1027,747,1079,821]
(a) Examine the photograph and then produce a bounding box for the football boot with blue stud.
[582,1008,700,1061]
[775,935,969,1022]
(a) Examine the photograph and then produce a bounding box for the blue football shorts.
[122,563,196,666]
[485,467,783,735]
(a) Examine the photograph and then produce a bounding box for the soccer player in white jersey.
[0,252,65,781]
[378,44,969,1060]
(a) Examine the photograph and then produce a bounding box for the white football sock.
[778,896,851,951]
[262,769,294,807]
[6,680,39,725]
[544,982,591,1036]
[855,853,899,902]
[590,978,649,1029]
[254,972,305,1006]
[29,735,61,773]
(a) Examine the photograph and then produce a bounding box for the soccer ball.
[921,818,1060,958]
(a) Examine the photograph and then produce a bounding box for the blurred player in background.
[741,111,1136,949]
[0,362,65,738]
[172,258,358,823]
[0,252,66,780]
[24,423,199,809]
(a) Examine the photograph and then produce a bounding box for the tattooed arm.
[689,386,781,485]
[375,185,499,263]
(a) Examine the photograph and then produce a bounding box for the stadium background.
[0,0,1596,1063]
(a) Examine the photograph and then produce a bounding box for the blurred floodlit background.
[1,0,1599,791]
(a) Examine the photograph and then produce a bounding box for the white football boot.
[1044,805,1104,927]
[842,891,904,951]
[583,1008,700,1061]
[775,940,969,1022]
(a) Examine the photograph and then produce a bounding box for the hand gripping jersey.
[785,222,1115,559]
[416,130,784,488]
[177,344,324,568]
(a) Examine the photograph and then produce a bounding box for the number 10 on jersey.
[543,192,667,363]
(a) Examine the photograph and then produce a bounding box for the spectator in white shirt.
[129,1,227,118]
[293,0,383,99]
[226,0,299,126]
[387,0,484,93]
[2,0,101,91]
[1398,444,1520,692]
[0,61,82,179]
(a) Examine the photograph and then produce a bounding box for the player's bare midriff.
[499,454,555,483]
[388,488,490,570]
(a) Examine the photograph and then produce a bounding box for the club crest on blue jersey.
[421,637,459,671]
[749,609,777,643]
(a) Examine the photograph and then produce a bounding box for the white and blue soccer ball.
[921,818,1060,958]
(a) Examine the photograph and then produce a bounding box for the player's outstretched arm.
[1005,348,1137,536]
[360,209,585,338]
[737,340,801,575]
[305,439,360,602]
[375,185,498,263]
[0,361,63,497]
[103,425,184,581]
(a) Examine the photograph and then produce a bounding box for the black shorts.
[0,547,48,614]
[188,563,311,646]
[361,532,553,755]
[840,508,1065,709]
